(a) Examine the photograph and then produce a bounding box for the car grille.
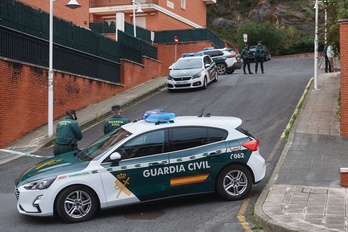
[15,188,20,200]
[173,76,191,81]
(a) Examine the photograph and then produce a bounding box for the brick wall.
[340,20,348,137]
[0,57,161,148]
[19,0,90,28]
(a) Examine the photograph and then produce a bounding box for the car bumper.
[247,150,266,183]
[15,186,55,216]
[167,78,204,90]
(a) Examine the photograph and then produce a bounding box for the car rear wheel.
[216,165,252,201]
[216,63,227,75]
[56,185,98,223]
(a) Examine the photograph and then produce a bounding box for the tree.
[236,22,286,54]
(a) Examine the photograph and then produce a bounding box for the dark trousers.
[53,143,78,156]
[324,55,331,73]
[255,56,264,73]
[243,58,252,74]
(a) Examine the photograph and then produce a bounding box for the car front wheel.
[56,185,99,223]
[216,165,252,201]
[202,76,208,89]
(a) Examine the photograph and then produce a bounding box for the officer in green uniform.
[103,105,131,135]
[241,45,253,75]
[53,109,83,156]
[255,41,265,74]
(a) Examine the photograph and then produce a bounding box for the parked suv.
[201,48,242,75]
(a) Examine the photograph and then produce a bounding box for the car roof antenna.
[199,107,204,117]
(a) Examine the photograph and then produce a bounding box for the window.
[181,0,186,10]
[117,130,166,159]
[170,127,227,151]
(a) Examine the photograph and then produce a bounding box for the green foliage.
[278,37,314,55]
[324,0,343,54]
[236,22,286,53]
[207,0,345,56]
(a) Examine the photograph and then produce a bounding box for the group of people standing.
[241,41,266,75]
[323,42,336,73]
[53,104,130,156]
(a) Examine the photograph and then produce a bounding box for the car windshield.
[76,128,132,161]
[173,58,202,69]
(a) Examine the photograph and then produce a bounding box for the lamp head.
[66,0,81,9]
[136,6,143,13]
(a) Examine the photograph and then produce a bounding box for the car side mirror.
[110,152,122,161]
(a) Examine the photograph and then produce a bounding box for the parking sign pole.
[174,35,179,61]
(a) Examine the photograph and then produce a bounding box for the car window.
[205,50,223,57]
[170,127,227,151]
[116,130,166,159]
[173,58,202,69]
[203,56,212,65]
[77,128,132,161]
[208,127,228,143]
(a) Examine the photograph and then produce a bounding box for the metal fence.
[0,25,121,83]
[91,21,225,48]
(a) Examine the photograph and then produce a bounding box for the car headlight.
[167,75,173,80]
[192,72,203,79]
[23,177,56,190]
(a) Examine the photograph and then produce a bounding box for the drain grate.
[124,210,164,220]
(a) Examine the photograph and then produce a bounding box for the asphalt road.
[0,57,319,232]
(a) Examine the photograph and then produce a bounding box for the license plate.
[176,81,188,85]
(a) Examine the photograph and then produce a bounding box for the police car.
[167,52,218,91]
[14,110,266,223]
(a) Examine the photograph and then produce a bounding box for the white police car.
[15,110,266,223]
[167,52,218,91]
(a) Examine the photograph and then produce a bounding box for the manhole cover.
[124,210,165,220]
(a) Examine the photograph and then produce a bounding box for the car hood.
[169,67,203,77]
[15,152,89,186]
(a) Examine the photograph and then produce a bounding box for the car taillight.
[229,54,236,58]
[242,139,259,151]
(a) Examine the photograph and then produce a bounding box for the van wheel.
[56,185,98,223]
[216,165,252,201]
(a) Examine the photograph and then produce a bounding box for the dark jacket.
[255,45,265,58]
[55,116,83,145]
[241,48,250,59]
[103,115,130,134]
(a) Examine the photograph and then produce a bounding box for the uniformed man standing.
[241,45,253,75]
[255,41,265,74]
[103,105,130,135]
[53,109,83,156]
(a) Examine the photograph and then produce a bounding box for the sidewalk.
[255,70,348,232]
[0,76,167,164]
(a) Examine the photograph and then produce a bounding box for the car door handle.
[149,161,167,166]
[208,151,222,157]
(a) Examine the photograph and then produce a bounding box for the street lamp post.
[132,0,143,37]
[314,0,319,90]
[48,0,81,137]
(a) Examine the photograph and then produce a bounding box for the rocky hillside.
[207,0,319,46]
